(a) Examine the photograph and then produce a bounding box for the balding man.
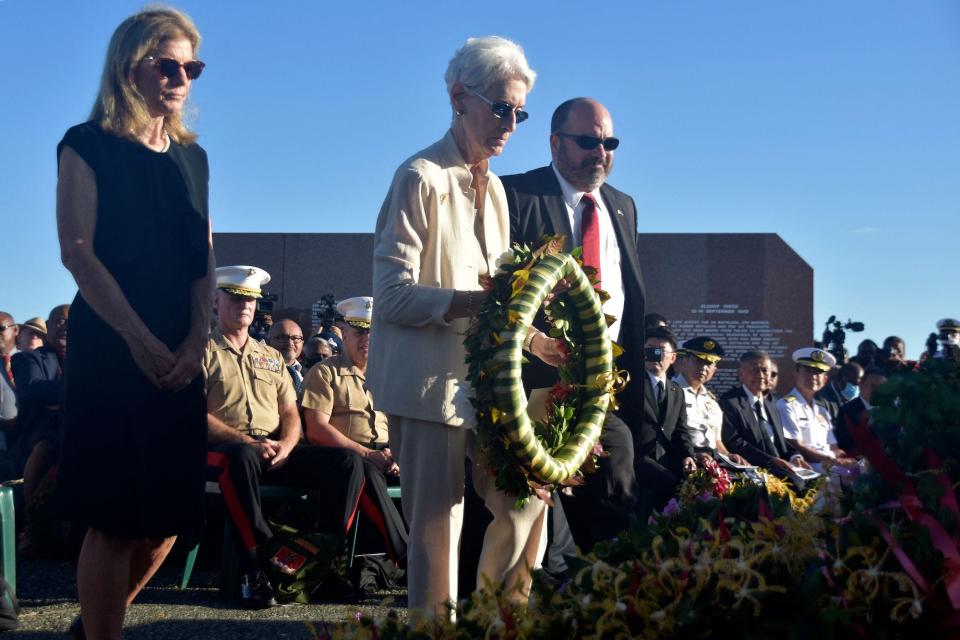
[501,97,646,552]
[267,318,306,402]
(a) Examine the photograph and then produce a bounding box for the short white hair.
[444,36,536,100]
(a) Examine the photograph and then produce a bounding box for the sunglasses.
[557,132,620,151]
[144,56,205,80]
[466,88,528,124]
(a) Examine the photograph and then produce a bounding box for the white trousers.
[390,415,547,617]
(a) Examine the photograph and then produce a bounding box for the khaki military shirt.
[301,353,388,446]
[203,328,296,437]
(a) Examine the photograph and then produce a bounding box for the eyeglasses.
[557,132,620,151]
[466,88,528,124]
[0,324,14,332]
[273,334,304,344]
[143,56,205,80]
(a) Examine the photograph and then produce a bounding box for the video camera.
[821,315,864,364]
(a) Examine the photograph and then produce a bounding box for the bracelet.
[466,290,476,317]
[523,329,540,352]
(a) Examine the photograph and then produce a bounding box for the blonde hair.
[89,6,201,145]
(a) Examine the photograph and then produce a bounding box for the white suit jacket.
[368,130,510,427]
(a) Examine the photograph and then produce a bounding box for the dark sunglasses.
[557,132,620,151]
[144,56,205,80]
[466,88,528,124]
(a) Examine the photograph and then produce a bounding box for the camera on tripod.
[821,315,864,364]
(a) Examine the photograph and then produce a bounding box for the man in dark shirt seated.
[12,305,69,506]
[834,367,887,454]
[633,327,698,510]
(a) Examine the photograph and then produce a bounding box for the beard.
[556,143,612,192]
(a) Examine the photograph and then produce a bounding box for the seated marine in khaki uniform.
[303,296,408,564]
[204,266,364,609]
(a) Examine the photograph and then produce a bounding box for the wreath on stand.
[464,237,626,504]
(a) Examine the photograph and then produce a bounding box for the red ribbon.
[848,414,960,610]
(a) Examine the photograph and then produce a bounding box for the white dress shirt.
[674,374,721,450]
[551,164,625,342]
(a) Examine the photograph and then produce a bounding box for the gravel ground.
[9,554,407,639]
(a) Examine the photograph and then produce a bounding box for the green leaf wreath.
[463,237,623,503]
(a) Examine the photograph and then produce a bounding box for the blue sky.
[2,1,958,359]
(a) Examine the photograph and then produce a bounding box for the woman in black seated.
[56,8,212,639]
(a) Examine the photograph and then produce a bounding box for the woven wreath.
[465,237,623,502]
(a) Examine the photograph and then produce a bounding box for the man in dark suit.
[634,327,698,510]
[500,97,645,551]
[834,366,886,453]
[11,304,69,529]
[720,350,812,482]
[815,361,863,422]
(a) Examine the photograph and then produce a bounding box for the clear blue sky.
[2,1,958,359]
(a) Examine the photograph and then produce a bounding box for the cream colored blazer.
[368,130,510,427]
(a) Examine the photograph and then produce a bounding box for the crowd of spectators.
[4,293,949,604]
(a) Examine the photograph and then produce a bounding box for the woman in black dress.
[56,8,212,639]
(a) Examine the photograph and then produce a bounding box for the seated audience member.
[720,350,813,484]
[267,319,306,401]
[815,361,863,423]
[317,330,343,356]
[16,317,47,354]
[11,305,69,546]
[633,327,698,510]
[0,312,19,481]
[672,337,748,466]
[204,266,364,608]
[765,358,781,402]
[302,296,407,564]
[777,348,857,472]
[302,334,334,369]
[834,367,887,454]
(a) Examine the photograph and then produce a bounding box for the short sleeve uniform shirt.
[203,328,295,437]
[673,374,722,451]
[301,353,388,446]
[776,388,836,458]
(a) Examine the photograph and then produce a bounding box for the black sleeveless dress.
[56,122,208,539]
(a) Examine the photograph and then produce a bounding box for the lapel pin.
[439,194,448,205]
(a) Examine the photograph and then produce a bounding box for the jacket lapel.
[643,374,658,422]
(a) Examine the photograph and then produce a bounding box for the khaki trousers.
[390,415,546,617]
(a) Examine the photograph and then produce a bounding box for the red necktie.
[3,355,13,390]
[580,193,601,287]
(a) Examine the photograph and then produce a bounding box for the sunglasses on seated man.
[466,87,529,124]
[557,132,620,151]
[143,55,206,80]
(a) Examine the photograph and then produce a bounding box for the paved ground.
[10,553,407,639]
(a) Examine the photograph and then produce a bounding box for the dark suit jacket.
[11,346,62,470]
[719,386,794,468]
[834,397,868,453]
[500,165,647,427]
[634,374,695,465]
